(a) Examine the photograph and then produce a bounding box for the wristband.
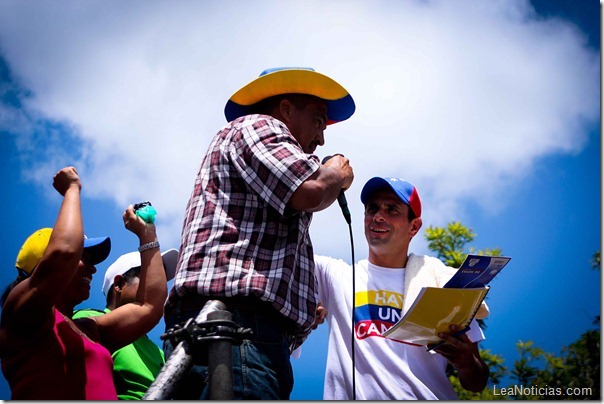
[138,241,160,253]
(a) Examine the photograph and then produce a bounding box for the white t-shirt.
[313,254,485,400]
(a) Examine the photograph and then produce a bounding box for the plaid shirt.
[166,114,321,348]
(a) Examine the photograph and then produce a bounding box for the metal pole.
[143,300,226,400]
[207,310,234,400]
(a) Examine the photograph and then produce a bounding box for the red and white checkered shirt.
[166,114,321,347]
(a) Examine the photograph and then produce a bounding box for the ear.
[409,217,423,238]
[277,99,293,123]
[112,274,125,293]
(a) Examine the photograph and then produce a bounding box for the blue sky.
[0,0,600,400]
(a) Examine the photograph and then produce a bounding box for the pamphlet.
[382,254,510,346]
[444,254,511,289]
[382,286,489,346]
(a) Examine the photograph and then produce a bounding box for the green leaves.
[425,221,475,267]
[423,221,599,400]
[424,221,502,268]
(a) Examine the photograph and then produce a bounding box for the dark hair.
[121,265,142,283]
[407,206,417,222]
[249,93,322,116]
[105,265,141,304]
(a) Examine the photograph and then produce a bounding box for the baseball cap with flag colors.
[360,177,422,218]
[15,228,111,276]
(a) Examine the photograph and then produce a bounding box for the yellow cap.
[15,228,53,275]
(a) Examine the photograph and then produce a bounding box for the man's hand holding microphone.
[322,154,353,224]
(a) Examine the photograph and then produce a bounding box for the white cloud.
[0,0,598,255]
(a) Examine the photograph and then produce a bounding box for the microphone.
[322,155,352,224]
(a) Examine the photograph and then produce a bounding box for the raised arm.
[288,154,354,212]
[2,167,84,334]
[94,205,167,352]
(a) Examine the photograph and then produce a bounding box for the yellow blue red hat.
[15,228,111,276]
[224,67,355,125]
[361,177,422,218]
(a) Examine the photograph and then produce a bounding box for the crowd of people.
[1,67,491,400]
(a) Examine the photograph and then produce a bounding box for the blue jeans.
[163,303,295,400]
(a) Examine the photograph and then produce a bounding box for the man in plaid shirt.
[163,67,356,399]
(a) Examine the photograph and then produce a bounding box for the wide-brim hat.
[224,67,355,125]
[360,177,422,218]
[102,248,179,296]
[15,228,111,276]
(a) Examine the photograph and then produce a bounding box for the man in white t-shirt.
[313,176,489,399]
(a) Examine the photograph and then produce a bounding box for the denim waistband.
[165,294,299,336]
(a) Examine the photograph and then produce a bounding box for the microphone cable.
[321,154,356,399]
[346,216,357,400]
[335,191,356,400]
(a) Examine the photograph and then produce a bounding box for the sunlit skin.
[110,274,141,309]
[58,251,97,315]
[277,95,353,213]
[283,99,327,154]
[364,188,422,269]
